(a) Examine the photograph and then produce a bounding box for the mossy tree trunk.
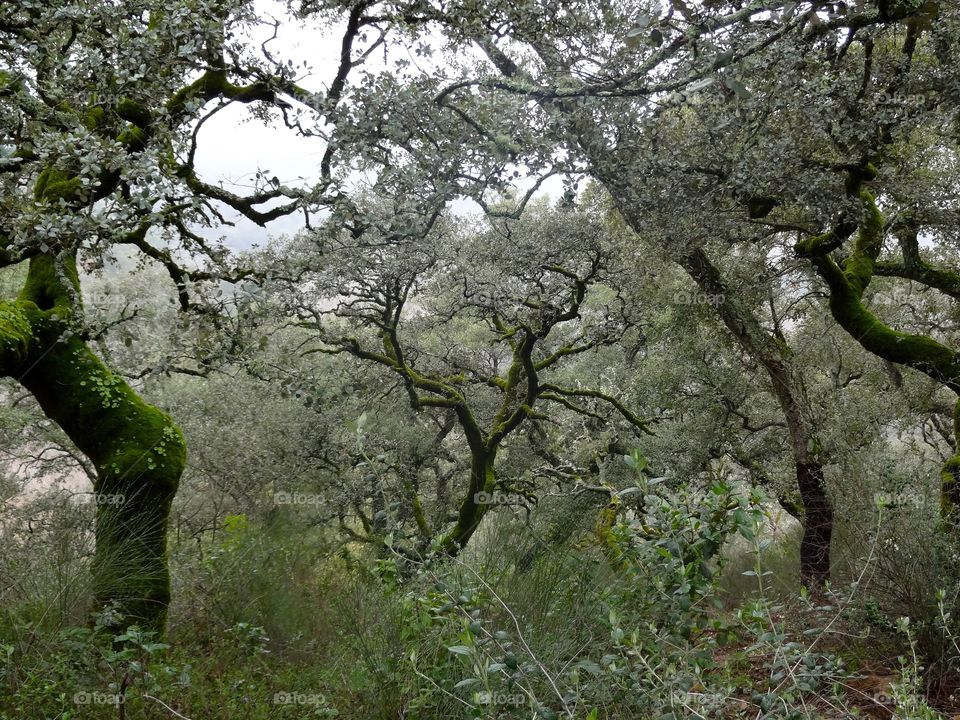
[940,400,960,518]
[1,19,336,634]
[440,446,498,553]
[0,254,186,634]
[676,247,833,591]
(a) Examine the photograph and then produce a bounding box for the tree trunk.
[2,255,186,634]
[536,79,835,591]
[796,461,832,589]
[677,248,833,592]
[439,447,497,554]
[939,398,960,521]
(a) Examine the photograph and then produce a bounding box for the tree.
[0,0,381,631]
[268,197,652,555]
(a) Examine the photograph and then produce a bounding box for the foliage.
[2,0,960,718]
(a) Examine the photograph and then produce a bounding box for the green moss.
[116,98,152,127]
[595,495,625,567]
[0,302,34,373]
[794,229,834,256]
[772,335,793,358]
[940,457,960,519]
[33,167,84,204]
[117,124,147,151]
[941,400,960,519]
[403,477,432,538]
[825,276,960,388]
[800,192,960,393]
[438,450,496,555]
[0,69,21,96]
[843,190,884,293]
[18,253,80,312]
[83,106,106,131]
[798,183,960,523]
[24,330,186,632]
[844,162,878,196]
[167,69,229,117]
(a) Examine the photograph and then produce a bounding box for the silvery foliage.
[1,0,357,313]
[4,2,225,245]
[299,1,960,313]
[290,2,960,505]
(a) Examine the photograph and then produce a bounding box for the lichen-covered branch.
[538,384,654,436]
[305,225,645,557]
[873,220,960,300]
